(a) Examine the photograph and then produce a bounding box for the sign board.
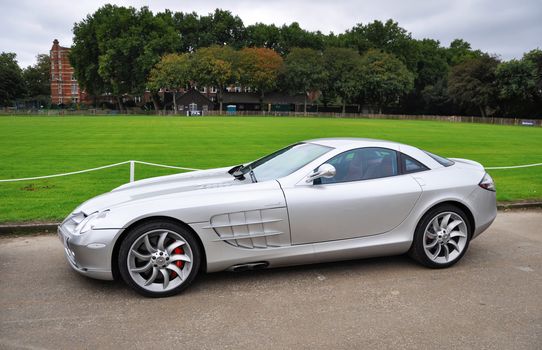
[187,110,202,116]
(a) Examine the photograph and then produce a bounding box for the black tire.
[409,204,472,268]
[118,220,201,297]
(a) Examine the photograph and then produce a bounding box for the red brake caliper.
[170,247,184,278]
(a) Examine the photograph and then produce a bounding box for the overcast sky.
[1,0,541,68]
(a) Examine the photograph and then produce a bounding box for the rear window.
[423,151,455,167]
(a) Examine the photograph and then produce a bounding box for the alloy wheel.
[127,229,193,293]
[423,212,468,264]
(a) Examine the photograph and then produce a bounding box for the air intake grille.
[206,209,286,248]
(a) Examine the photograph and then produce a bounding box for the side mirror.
[306,164,336,183]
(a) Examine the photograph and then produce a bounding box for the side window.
[400,153,429,174]
[319,147,399,184]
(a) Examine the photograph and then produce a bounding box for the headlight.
[74,210,109,234]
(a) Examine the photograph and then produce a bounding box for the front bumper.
[57,224,121,280]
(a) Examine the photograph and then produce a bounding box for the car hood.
[74,166,245,215]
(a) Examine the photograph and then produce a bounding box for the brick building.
[50,39,89,105]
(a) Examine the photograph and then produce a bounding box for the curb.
[1,202,541,236]
[0,223,60,235]
[497,201,542,210]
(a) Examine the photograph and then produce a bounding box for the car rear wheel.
[409,205,471,268]
[118,221,200,297]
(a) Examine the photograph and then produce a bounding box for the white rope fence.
[0,160,201,183]
[0,160,540,183]
[484,163,542,170]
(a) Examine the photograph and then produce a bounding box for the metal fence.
[1,109,541,126]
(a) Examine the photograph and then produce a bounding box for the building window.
[210,86,217,93]
[199,86,207,93]
[72,97,78,104]
[234,86,241,93]
[189,103,197,111]
[71,83,78,95]
[51,73,56,80]
[244,86,252,92]
[134,96,141,103]
[71,74,76,81]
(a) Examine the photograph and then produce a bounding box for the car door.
[281,147,423,245]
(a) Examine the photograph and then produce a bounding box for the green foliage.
[496,59,537,101]
[22,54,50,104]
[0,52,24,106]
[447,39,483,66]
[147,53,191,92]
[359,49,415,112]
[172,9,245,50]
[339,20,417,70]
[283,48,326,94]
[0,116,540,222]
[523,49,542,95]
[322,47,362,111]
[282,48,327,113]
[70,5,180,107]
[245,23,282,51]
[448,55,500,117]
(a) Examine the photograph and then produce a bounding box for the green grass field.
[1,115,541,223]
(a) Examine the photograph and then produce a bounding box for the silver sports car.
[58,138,497,297]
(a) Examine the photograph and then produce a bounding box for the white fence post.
[130,160,135,182]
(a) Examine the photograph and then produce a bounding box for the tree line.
[0,53,50,108]
[1,4,541,117]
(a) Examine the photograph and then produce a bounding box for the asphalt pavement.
[0,210,541,349]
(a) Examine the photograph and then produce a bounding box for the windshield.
[243,143,333,182]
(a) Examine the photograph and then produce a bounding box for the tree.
[448,55,500,117]
[447,39,483,66]
[523,49,542,97]
[496,59,537,115]
[404,39,450,114]
[322,47,362,113]
[173,9,245,51]
[238,47,283,108]
[147,53,191,113]
[0,52,24,107]
[277,22,325,55]
[358,49,414,113]
[245,23,282,51]
[22,54,51,107]
[283,48,327,114]
[192,46,238,113]
[70,5,179,109]
[338,20,417,71]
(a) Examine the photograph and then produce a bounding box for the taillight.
[479,173,496,192]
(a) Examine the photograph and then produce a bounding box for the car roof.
[304,137,403,149]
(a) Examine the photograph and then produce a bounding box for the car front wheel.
[409,205,471,268]
[118,220,201,297]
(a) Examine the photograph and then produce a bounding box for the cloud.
[1,0,540,67]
